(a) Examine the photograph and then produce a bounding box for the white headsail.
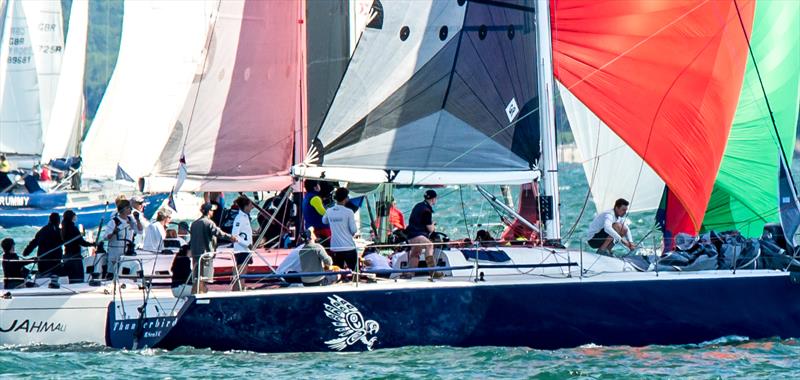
[558,83,664,212]
[145,0,306,192]
[81,0,216,180]
[0,0,42,157]
[20,0,64,132]
[40,0,88,163]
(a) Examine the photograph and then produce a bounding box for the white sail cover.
[0,0,42,156]
[20,0,63,132]
[145,0,306,192]
[40,0,87,163]
[558,83,664,213]
[81,0,215,179]
[301,0,541,185]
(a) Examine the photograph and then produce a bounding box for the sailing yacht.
[145,0,800,353]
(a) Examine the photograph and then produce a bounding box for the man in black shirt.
[23,213,63,277]
[405,190,442,278]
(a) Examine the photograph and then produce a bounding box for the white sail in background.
[557,83,664,212]
[41,0,88,163]
[81,0,215,180]
[20,0,64,132]
[0,0,43,156]
[349,0,373,55]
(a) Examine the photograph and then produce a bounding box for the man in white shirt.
[231,196,255,290]
[130,195,150,247]
[586,198,635,254]
[142,208,172,253]
[322,187,358,270]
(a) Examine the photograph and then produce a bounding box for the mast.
[535,0,561,243]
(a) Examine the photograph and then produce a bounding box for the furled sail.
[82,0,216,180]
[701,0,800,237]
[297,0,541,185]
[20,0,64,133]
[145,0,306,192]
[40,0,88,163]
[0,0,43,156]
[552,0,755,231]
[558,83,664,213]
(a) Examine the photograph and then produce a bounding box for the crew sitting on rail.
[404,189,443,279]
[475,229,499,247]
[586,198,636,255]
[298,237,337,286]
[2,238,34,289]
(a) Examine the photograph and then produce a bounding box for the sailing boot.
[425,256,444,279]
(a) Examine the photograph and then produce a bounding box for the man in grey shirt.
[299,241,333,286]
[190,203,237,290]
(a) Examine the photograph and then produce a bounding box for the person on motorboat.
[170,245,193,297]
[189,203,238,289]
[2,238,34,289]
[298,239,335,286]
[23,212,64,278]
[102,200,138,276]
[61,210,96,283]
[302,180,331,245]
[586,198,636,255]
[142,208,173,253]
[323,187,358,271]
[231,196,255,290]
[404,189,443,278]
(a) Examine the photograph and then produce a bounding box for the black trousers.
[330,249,358,271]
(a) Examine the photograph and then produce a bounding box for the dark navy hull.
[158,272,800,352]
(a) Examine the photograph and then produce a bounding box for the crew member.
[102,200,137,276]
[0,154,12,190]
[2,238,34,288]
[323,187,358,270]
[405,190,442,278]
[23,212,64,277]
[298,240,334,286]
[61,210,95,283]
[231,196,255,290]
[130,195,149,246]
[302,180,330,244]
[586,198,635,254]
[189,203,238,291]
[143,208,172,252]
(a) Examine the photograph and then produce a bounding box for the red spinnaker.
[551,0,755,231]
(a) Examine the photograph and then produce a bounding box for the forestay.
[40,0,88,163]
[145,0,306,192]
[82,0,215,180]
[558,83,664,213]
[298,0,541,185]
[0,0,43,156]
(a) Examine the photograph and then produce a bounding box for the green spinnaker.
[702,0,800,236]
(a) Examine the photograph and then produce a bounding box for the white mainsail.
[40,0,88,163]
[20,0,64,132]
[558,83,664,212]
[0,0,43,157]
[81,0,215,180]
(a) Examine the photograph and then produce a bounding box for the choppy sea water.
[2,338,799,379]
[2,162,799,377]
